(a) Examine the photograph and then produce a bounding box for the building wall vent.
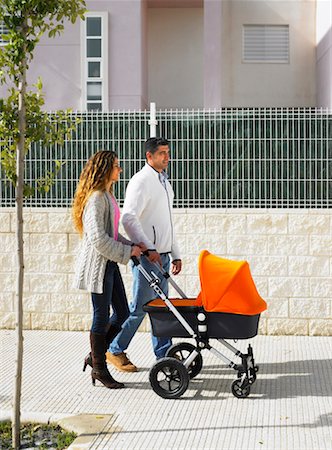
[243,25,289,63]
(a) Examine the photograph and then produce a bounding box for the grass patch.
[0,420,77,449]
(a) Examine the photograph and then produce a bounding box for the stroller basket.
[144,299,260,339]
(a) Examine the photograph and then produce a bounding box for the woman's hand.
[130,245,141,257]
[136,242,148,252]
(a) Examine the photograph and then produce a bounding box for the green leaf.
[23,184,35,197]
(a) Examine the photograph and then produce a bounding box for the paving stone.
[1,331,331,450]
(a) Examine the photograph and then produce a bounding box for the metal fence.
[1,107,331,208]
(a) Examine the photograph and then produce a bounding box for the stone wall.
[0,208,331,335]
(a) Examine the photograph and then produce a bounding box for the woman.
[72,150,143,389]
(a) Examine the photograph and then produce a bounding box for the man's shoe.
[106,351,138,372]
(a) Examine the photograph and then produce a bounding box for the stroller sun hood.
[197,250,267,315]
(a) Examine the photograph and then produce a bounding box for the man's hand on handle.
[171,259,182,275]
[131,244,181,274]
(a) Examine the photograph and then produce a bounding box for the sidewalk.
[1,330,331,449]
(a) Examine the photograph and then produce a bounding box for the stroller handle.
[131,256,140,266]
[131,255,187,299]
[150,258,188,299]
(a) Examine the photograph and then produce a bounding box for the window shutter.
[243,25,289,63]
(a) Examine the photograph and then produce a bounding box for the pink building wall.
[103,0,148,109]
[0,0,149,111]
[0,0,325,110]
[203,0,223,108]
[316,0,332,108]
[29,21,81,111]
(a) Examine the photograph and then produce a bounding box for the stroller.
[133,250,267,399]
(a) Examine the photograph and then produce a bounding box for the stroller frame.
[134,256,259,399]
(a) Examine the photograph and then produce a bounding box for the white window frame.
[81,12,108,111]
[242,24,290,64]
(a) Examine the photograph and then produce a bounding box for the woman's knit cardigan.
[74,191,132,293]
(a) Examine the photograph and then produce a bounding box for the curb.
[0,410,73,424]
[59,414,115,450]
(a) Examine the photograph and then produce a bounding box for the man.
[107,137,182,371]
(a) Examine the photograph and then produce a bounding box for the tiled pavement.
[1,330,331,449]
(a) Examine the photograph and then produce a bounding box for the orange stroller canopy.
[197,250,267,315]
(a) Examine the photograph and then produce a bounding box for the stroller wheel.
[166,342,203,379]
[237,369,257,384]
[149,357,190,399]
[231,379,251,398]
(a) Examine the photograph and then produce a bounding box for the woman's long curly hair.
[72,150,118,235]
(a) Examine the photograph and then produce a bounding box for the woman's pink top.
[110,195,120,241]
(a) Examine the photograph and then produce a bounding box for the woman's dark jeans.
[91,261,129,335]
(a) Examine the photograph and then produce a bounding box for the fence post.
[149,102,158,137]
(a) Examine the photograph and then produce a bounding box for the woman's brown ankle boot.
[83,325,121,373]
[90,332,124,389]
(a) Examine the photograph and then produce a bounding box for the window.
[81,12,108,111]
[0,19,9,46]
[243,25,289,63]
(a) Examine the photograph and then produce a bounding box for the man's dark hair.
[145,137,169,155]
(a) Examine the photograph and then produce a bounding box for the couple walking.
[72,138,182,389]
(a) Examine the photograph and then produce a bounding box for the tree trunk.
[12,24,27,450]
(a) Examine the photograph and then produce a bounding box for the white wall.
[148,8,204,108]
[1,208,331,336]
